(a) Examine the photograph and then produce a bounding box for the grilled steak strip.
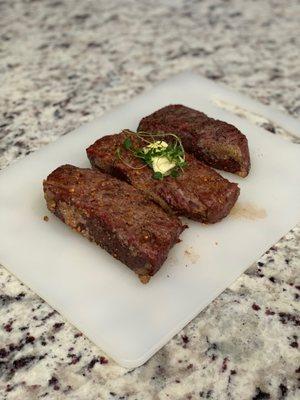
[87,131,240,223]
[137,104,250,177]
[43,165,185,283]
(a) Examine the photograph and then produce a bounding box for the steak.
[138,104,250,177]
[43,165,185,283]
[87,131,240,223]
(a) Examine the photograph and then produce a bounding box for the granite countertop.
[0,0,299,399]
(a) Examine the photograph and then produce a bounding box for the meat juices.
[43,165,185,283]
[138,104,250,177]
[87,131,240,223]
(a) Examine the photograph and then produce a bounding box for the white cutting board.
[0,72,299,368]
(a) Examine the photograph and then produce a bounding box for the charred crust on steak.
[137,104,250,177]
[43,165,185,282]
[87,132,240,223]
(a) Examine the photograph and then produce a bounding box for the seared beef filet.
[87,131,240,223]
[43,165,185,283]
[138,104,250,177]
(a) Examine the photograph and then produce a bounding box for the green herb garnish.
[153,171,164,180]
[170,169,180,178]
[123,137,132,150]
[116,130,188,179]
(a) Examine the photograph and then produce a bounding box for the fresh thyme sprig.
[115,130,188,180]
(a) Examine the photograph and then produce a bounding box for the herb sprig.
[115,130,188,180]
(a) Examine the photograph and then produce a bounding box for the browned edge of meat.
[137,104,250,177]
[43,165,185,283]
[86,131,240,223]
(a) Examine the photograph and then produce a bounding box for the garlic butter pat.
[143,141,175,174]
[143,141,168,152]
[152,156,176,174]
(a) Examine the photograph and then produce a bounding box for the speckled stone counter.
[0,1,299,399]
